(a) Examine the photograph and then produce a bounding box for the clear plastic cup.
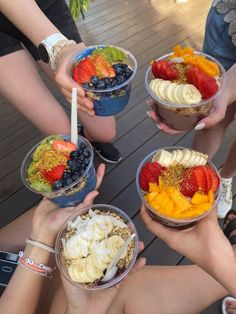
[136,146,222,228]
[73,45,137,116]
[55,204,139,290]
[145,52,225,131]
[21,135,96,208]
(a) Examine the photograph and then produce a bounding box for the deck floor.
[1,0,236,313]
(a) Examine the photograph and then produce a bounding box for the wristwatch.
[38,33,76,71]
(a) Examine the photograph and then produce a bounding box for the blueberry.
[70,150,79,159]
[96,79,106,89]
[67,159,78,171]
[125,68,133,79]
[120,63,128,69]
[91,75,99,87]
[62,172,71,180]
[78,154,85,162]
[112,64,119,70]
[53,180,63,190]
[72,172,81,181]
[111,78,117,87]
[83,149,91,158]
[103,77,111,88]
[78,143,86,151]
[84,158,90,166]
[116,75,126,85]
[66,177,73,186]
[115,67,124,75]
[82,83,90,89]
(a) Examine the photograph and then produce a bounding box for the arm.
[140,206,236,296]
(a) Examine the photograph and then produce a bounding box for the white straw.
[71,88,78,146]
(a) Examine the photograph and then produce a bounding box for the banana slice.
[173,84,184,104]
[186,151,198,167]
[152,149,172,167]
[158,80,171,100]
[165,82,177,103]
[174,149,183,163]
[179,149,192,167]
[170,150,178,165]
[150,79,162,99]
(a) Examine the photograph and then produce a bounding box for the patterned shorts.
[203,4,236,70]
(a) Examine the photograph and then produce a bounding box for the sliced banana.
[152,149,172,167]
[158,80,171,100]
[179,149,192,167]
[165,82,177,102]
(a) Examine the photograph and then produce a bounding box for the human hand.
[62,241,146,314]
[30,163,105,246]
[146,99,186,135]
[140,205,233,272]
[55,42,95,117]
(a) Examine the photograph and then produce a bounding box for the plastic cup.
[21,135,96,208]
[145,52,225,131]
[55,204,139,290]
[73,45,137,116]
[136,146,222,228]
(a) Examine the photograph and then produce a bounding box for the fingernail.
[146,111,151,118]
[194,123,206,130]
[156,123,162,130]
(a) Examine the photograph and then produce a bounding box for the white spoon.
[101,233,136,282]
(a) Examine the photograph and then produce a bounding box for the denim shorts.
[203,4,236,70]
[0,0,81,60]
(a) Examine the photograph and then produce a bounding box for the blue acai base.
[49,165,96,208]
[73,45,136,117]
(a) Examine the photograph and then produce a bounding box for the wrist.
[29,230,56,247]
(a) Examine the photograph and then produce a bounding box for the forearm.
[0,0,59,45]
[0,232,54,314]
[225,63,236,105]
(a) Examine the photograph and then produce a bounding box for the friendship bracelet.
[51,39,76,71]
[18,251,54,278]
[26,238,55,253]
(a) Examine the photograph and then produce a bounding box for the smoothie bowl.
[55,204,139,290]
[21,135,96,207]
[136,147,222,228]
[145,45,225,131]
[72,45,137,116]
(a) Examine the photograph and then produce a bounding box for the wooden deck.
[1,0,236,312]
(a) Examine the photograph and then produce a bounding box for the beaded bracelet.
[18,251,54,278]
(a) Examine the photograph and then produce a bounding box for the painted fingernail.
[156,123,162,130]
[146,111,151,118]
[194,123,206,130]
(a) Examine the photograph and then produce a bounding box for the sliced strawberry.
[139,162,164,191]
[180,168,199,197]
[165,62,179,80]
[202,165,212,192]
[194,166,208,193]
[186,65,199,87]
[152,60,168,80]
[197,72,218,99]
[83,57,97,76]
[72,65,91,84]
[92,55,114,78]
[43,164,65,185]
[207,167,220,193]
[52,140,77,154]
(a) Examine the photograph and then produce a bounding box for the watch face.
[38,44,49,63]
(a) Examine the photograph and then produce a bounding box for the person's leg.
[0,50,71,136]
[108,265,228,314]
[192,102,236,159]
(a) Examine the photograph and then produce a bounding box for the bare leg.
[0,50,71,136]
[193,103,236,159]
[108,265,228,314]
[220,139,236,179]
[38,61,117,143]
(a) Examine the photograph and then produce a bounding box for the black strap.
[229,235,236,246]
[224,218,236,239]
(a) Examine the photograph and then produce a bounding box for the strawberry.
[202,165,212,192]
[180,166,207,197]
[197,72,218,99]
[72,65,91,84]
[92,55,115,78]
[42,164,65,185]
[207,167,220,192]
[152,60,179,80]
[52,140,77,154]
[79,57,97,76]
[139,162,164,191]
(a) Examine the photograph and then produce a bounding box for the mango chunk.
[191,192,209,205]
[149,183,161,193]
